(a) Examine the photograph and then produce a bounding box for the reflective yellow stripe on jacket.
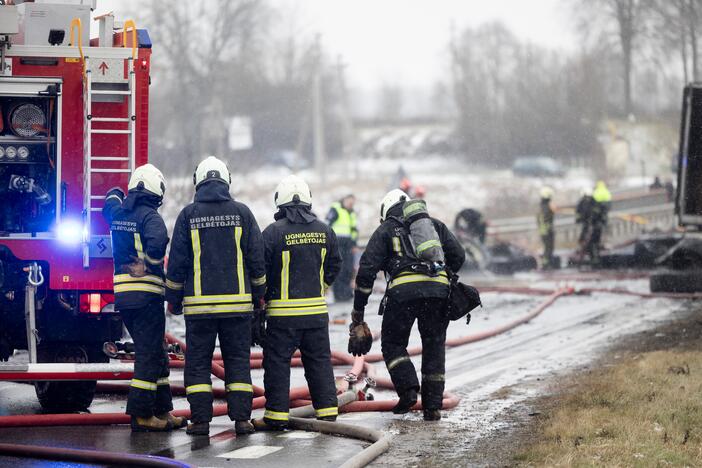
[387,271,449,290]
[183,294,254,316]
[319,247,327,296]
[134,233,145,260]
[267,297,328,317]
[280,251,290,301]
[113,274,165,295]
[191,229,202,296]
[234,226,246,294]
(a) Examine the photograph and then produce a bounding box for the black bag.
[446,271,481,322]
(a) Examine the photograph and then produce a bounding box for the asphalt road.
[0,271,689,467]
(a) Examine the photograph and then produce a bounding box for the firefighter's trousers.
[333,237,355,301]
[185,317,253,423]
[541,230,555,268]
[263,325,338,426]
[587,224,604,263]
[381,297,448,410]
[120,298,173,418]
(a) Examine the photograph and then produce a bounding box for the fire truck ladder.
[81,55,136,268]
[70,18,139,268]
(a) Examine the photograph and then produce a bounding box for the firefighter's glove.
[251,300,267,347]
[167,302,183,316]
[348,321,372,356]
[124,256,147,277]
[106,187,125,202]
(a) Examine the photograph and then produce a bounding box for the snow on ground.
[160,156,597,243]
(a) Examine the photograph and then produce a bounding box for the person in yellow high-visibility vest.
[326,194,358,301]
[587,181,612,265]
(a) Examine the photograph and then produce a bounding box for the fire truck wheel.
[649,269,702,293]
[34,344,107,412]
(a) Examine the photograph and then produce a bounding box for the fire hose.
[3,283,686,466]
[0,443,190,467]
[0,290,566,428]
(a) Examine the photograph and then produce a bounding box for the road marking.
[217,445,283,459]
[276,430,319,439]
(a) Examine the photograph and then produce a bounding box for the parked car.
[512,156,566,177]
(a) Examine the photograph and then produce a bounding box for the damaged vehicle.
[454,208,538,275]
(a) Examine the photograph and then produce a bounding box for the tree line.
[450,0,700,166]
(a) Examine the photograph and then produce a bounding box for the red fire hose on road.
[3,283,686,466]
[0,291,565,428]
[360,288,573,363]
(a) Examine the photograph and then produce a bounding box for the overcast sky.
[96,0,575,90]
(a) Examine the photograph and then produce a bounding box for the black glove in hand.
[167,302,183,316]
[251,300,267,347]
[106,187,125,201]
[348,321,372,356]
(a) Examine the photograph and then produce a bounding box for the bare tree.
[572,0,648,115]
[450,21,608,166]
[138,0,269,169]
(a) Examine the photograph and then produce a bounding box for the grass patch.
[516,350,702,467]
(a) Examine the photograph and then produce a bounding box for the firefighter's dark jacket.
[262,205,342,328]
[103,189,169,311]
[575,196,594,224]
[353,204,465,312]
[165,181,266,320]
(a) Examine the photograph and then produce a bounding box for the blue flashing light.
[56,220,84,245]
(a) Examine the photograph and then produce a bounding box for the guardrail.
[488,201,676,249]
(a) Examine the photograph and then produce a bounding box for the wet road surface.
[0,272,689,467]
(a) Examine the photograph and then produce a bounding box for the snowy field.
[160,158,598,243]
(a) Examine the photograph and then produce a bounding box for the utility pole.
[336,55,358,180]
[312,35,326,188]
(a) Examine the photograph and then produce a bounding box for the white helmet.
[380,189,409,221]
[540,186,554,200]
[581,187,593,197]
[193,156,231,188]
[274,174,312,207]
[128,163,166,198]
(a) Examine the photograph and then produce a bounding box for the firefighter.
[165,156,266,437]
[574,188,594,261]
[588,181,612,265]
[252,175,342,430]
[536,186,556,269]
[326,194,358,302]
[350,189,465,421]
[102,164,186,432]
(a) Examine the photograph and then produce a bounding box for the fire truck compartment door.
[89,235,112,258]
[0,77,61,96]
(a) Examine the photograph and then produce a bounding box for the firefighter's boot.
[157,412,188,429]
[251,418,286,431]
[392,388,418,414]
[131,415,172,433]
[186,422,210,436]
[235,420,255,435]
[423,409,442,421]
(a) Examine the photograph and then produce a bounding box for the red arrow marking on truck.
[98,62,109,75]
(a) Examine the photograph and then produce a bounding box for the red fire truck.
[0,1,150,411]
